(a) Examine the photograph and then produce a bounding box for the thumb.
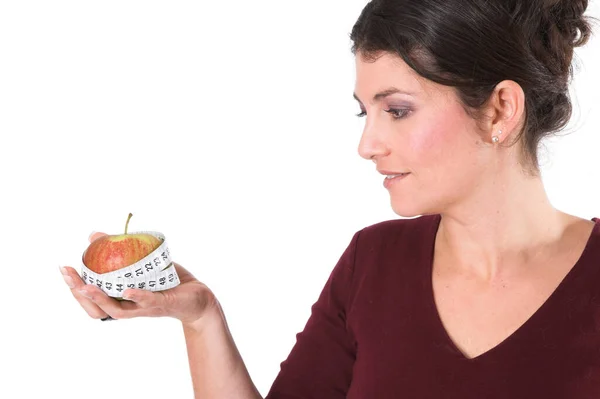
[123,288,165,309]
[89,231,108,243]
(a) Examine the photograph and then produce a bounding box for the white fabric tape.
[81,231,180,298]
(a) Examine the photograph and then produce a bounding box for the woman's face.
[354,51,492,217]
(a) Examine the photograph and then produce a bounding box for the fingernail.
[59,266,68,275]
[63,275,75,288]
[78,289,91,298]
[88,231,97,241]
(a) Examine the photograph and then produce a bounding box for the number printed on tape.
[81,231,180,298]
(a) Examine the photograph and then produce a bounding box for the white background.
[1,1,599,398]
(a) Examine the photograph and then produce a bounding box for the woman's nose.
[357,118,389,161]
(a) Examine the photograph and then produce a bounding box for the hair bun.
[350,0,599,176]
[544,0,593,47]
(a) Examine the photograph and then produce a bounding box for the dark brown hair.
[350,0,598,176]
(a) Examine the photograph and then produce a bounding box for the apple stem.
[125,213,133,234]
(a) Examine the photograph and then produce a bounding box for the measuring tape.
[81,231,180,298]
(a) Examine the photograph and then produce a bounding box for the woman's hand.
[60,232,220,330]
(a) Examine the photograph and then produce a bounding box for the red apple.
[83,213,162,274]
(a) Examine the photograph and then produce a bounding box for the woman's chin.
[389,202,423,219]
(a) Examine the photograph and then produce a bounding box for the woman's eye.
[385,108,410,119]
[355,109,410,119]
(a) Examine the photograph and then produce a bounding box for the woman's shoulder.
[357,213,441,244]
[349,214,441,268]
[342,214,439,291]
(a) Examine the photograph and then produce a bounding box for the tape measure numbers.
[81,231,180,298]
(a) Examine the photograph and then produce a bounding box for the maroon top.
[265,214,600,398]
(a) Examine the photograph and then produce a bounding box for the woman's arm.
[182,301,263,399]
[62,246,262,399]
[182,229,362,399]
[264,230,361,399]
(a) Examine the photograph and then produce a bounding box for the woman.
[60,0,599,397]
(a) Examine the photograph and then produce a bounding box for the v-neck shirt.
[266,213,600,398]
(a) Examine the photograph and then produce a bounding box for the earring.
[492,130,502,144]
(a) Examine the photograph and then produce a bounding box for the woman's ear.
[485,80,526,144]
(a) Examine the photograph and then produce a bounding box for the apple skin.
[83,233,162,274]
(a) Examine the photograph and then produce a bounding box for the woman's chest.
[430,264,574,360]
[345,263,600,398]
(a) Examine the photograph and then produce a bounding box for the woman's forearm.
[182,301,263,399]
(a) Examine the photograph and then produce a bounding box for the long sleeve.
[265,229,362,399]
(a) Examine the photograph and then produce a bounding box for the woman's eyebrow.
[353,87,416,104]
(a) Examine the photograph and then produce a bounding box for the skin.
[60,232,216,323]
[353,51,595,284]
[59,49,596,393]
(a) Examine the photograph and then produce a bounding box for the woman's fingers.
[62,258,194,321]
[122,288,170,316]
[77,285,138,319]
[79,285,169,319]
[88,231,107,243]
[60,266,108,319]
